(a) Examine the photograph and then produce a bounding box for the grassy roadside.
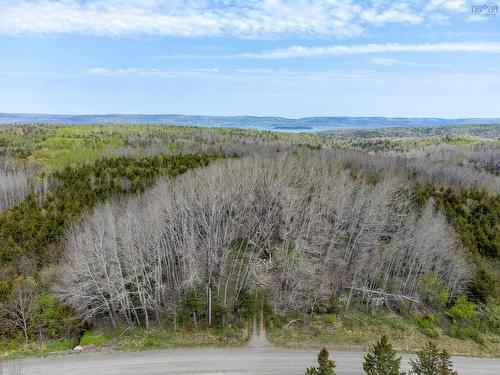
[266,311,500,357]
[1,310,499,359]
[0,324,250,360]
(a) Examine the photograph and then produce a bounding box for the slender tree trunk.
[144,307,150,330]
[22,322,28,340]
[208,286,212,326]
[173,306,177,332]
[109,310,117,329]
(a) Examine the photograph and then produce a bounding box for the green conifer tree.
[410,342,457,375]
[438,349,457,375]
[410,341,440,375]
[305,348,336,375]
[363,335,404,375]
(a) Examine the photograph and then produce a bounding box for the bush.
[482,303,500,334]
[143,337,163,349]
[0,339,21,352]
[469,268,498,304]
[448,295,476,322]
[323,314,337,326]
[415,314,439,338]
[80,331,110,346]
[327,295,343,315]
[447,295,483,343]
[449,324,484,344]
[419,273,449,310]
[311,295,343,315]
[45,339,75,352]
[32,293,77,339]
[233,291,258,320]
[179,291,204,328]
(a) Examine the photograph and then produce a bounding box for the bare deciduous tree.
[1,281,37,340]
[57,154,468,327]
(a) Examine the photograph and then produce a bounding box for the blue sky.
[0,0,499,117]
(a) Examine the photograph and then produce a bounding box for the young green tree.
[437,350,457,375]
[363,335,404,375]
[305,348,336,375]
[410,342,457,375]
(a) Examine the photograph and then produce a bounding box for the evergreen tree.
[410,342,457,375]
[438,350,457,375]
[305,348,336,375]
[363,335,404,375]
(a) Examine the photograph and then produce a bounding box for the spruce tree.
[438,350,457,375]
[363,335,404,375]
[305,348,336,375]
[410,341,440,375]
[410,342,457,375]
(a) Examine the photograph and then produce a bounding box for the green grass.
[28,148,103,169]
[109,324,249,351]
[0,338,76,359]
[1,311,499,360]
[80,331,111,346]
[0,324,250,359]
[168,140,190,151]
[266,310,500,357]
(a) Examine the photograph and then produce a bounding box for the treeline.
[415,186,499,260]
[57,155,467,330]
[405,143,500,176]
[0,125,318,164]
[414,185,500,307]
[1,125,498,192]
[320,124,500,141]
[0,153,218,338]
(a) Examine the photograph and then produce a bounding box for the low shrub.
[79,331,110,347]
[449,324,484,344]
[323,314,337,326]
[415,314,439,338]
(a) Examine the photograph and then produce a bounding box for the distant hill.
[1,113,499,132]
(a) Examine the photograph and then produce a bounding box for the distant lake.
[1,113,499,132]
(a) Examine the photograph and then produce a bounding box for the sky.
[0,0,499,118]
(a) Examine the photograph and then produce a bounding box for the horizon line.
[2,112,500,121]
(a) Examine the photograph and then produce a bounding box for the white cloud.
[221,42,500,59]
[361,3,423,25]
[0,0,479,38]
[84,67,500,92]
[0,0,363,38]
[86,67,318,80]
[370,57,399,66]
[87,67,221,78]
[426,0,468,12]
[466,14,491,22]
[369,57,449,67]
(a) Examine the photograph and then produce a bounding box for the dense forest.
[0,124,498,355]
[0,151,217,338]
[60,156,466,328]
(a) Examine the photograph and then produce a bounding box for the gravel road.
[4,346,500,375]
